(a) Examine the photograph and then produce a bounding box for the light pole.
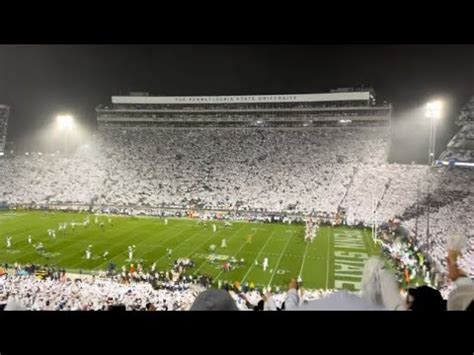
[425,100,442,166]
[426,182,431,257]
[372,191,377,243]
[414,178,419,244]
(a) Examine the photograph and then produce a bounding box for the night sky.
[1,45,473,163]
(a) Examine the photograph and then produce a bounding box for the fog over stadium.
[0,45,473,312]
[1,45,473,162]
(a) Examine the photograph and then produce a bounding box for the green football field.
[0,210,379,291]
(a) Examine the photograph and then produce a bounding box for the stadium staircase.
[338,166,358,209]
[377,178,392,208]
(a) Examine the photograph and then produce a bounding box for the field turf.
[0,210,379,291]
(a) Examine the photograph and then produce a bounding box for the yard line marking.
[152,228,210,264]
[299,242,310,277]
[93,224,197,270]
[267,232,293,287]
[66,221,196,269]
[240,229,277,283]
[182,233,224,261]
[212,240,250,281]
[57,220,183,267]
[192,224,246,275]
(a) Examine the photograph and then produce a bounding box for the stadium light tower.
[56,114,75,154]
[56,114,75,131]
[425,100,443,166]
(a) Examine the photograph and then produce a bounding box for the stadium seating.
[0,124,473,306]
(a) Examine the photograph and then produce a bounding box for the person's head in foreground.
[190,289,239,311]
[406,286,446,311]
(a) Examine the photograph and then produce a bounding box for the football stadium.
[0,46,473,312]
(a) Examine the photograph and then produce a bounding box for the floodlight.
[425,100,444,166]
[425,100,443,119]
[56,114,74,130]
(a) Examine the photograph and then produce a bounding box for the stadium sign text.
[112,92,370,105]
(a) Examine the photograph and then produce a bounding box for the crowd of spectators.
[0,124,473,310]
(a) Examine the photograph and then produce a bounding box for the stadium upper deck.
[439,96,474,165]
[0,105,9,155]
[96,89,392,128]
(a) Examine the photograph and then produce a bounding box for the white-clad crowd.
[0,127,389,213]
[0,274,205,311]
[0,271,340,311]
[229,288,336,310]
[0,126,473,309]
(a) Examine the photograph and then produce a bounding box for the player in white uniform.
[103,251,109,259]
[221,238,227,248]
[128,245,134,261]
[36,242,44,252]
[6,236,12,248]
[164,218,168,225]
[313,224,319,243]
[28,235,32,244]
[424,271,431,285]
[263,257,269,272]
[212,223,217,233]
